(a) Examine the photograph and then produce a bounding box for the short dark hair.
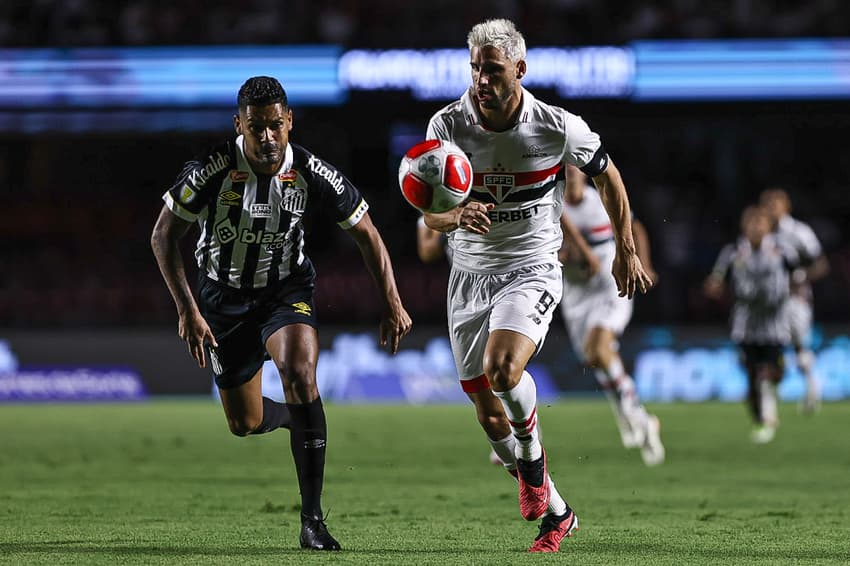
[237,76,288,110]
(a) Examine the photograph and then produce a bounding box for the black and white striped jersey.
[711,234,800,345]
[163,137,369,289]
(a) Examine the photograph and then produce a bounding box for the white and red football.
[398,139,473,214]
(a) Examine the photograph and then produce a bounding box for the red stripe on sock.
[461,374,491,393]
[510,406,537,430]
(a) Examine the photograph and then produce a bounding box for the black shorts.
[738,342,785,369]
[198,260,318,389]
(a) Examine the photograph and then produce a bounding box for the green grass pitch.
[1,399,849,565]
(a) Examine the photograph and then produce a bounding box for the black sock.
[516,451,545,488]
[258,397,291,433]
[287,397,327,519]
[746,369,762,423]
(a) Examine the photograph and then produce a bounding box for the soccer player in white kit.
[422,19,653,552]
[704,206,799,443]
[559,165,665,466]
[759,188,829,414]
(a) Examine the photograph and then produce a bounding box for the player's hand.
[585,254,602,277]
[612,249,654,298]
[178,310,218,368]
[456,202,494,234]
[379,303,413,354]
[703,277,725,300]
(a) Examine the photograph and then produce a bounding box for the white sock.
[546,476,568,516]
[492,371,542,462]
[797,349,815,375]
[797,350,819,396]
[759,380,778,426]
[595,363,647,428]
[488,433,517,472]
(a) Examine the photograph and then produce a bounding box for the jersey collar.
[235,135,294,175]
[462,86,534,130]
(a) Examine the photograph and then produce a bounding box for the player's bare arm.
[807,254,830,282]
[346,212,413,354]
[416,223,445,263]
[632,219,657,284]
[559,211,600,275]
[592,159,653,298]
[702,274,726,300]
[423,201,494,234]
[150,205,218,368]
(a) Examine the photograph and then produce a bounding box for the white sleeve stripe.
[163,193,199,222]
[338,198,369,229]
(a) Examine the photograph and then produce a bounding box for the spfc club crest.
[483,174,515,203]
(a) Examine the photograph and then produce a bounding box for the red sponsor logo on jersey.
[278,170,297,182]
[229,170,249,182]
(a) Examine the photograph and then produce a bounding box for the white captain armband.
[338,198,370,229]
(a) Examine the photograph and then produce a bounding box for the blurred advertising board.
[2,327,849,402]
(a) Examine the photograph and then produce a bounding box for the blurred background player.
[559,165,664,465]
[759,188,830,414]
[151,76,412,550]
[704,206,799,443]
[422,18,653,552]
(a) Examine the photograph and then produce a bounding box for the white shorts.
[560,244,633,361]
[787,295,813,347]
[448,263,562,381]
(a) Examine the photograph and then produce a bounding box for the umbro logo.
[291,302,312,315]
[219,190,241,206]
[522,144,548,158]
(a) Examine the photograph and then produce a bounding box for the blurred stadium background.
[1,0,849,404]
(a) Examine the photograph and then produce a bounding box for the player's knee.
[582,332,608,367]
[478,412,509,438]
[583,346,603,368]
[226,415,263,437]
[277,360,318,400]
[483,355,523,389]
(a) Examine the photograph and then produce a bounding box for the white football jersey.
[776,214,822,261]
[563,185,614,252]
[426,87,607,273]
[775,214,822,302]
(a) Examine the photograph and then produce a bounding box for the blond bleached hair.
[467,18,527,62]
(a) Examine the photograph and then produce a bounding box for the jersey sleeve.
[303,150,369,229]
[794,221,823,263]
[426,115,450,141]
[563,113,608,177]
[710,243,737,280]
[162,144,232,221]
[778,239,801,272]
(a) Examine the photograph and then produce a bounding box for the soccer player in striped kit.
[704,206,799,443]
[559,165,665,465]
[151,76,412,550]
[759,188,829,414]
[422,19,653,552]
